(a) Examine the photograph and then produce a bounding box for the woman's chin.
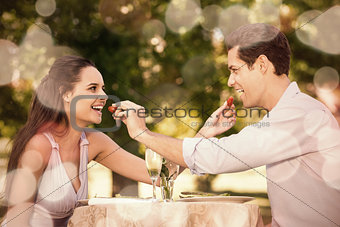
[94,120,102,125]
[92,117,102,125]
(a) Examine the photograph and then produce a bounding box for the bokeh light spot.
[249,0,281,25]
[99,0,151,35]
[201,5,223,31]
[118,184,138,196]
[35,0,56,17]
[160,203,188,225]
[3,202,38,226]
[165,0,201,34]
[63,162,78,181]
[303,109,325,136]
[37,162,78,202]
[21,149,44,172]
[142,19,166,41]
[30,203,54,226]
[313,66,339,92]
[321,153,340,190]
[296,6,340,54]
[18,23,53,83]
[150,37,160,46]
[6,168,37,206]
[116,200,153,222]
[257,129,301,183]
[218,5,249,38]
[0,39,18,86]
[317,126,340,152]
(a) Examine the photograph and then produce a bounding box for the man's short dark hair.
[226,23,291,76]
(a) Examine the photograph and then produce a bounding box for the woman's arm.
[5,134,51,227]
[88,132,152,185]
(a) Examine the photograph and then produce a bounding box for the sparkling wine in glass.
[145,148,162,200]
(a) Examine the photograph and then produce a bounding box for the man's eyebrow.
[228,65,236,70]
[229,63,246,71]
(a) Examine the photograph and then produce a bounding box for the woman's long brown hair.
[2,55,94,215]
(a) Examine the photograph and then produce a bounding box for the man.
[113,23,340,227]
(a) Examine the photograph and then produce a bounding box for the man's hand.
[195,100,236,138]
[112,101,149,138]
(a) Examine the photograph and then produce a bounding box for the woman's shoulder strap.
[42,132,59,150]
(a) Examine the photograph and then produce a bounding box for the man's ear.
[256,55,269,74]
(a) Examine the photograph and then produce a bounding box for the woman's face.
[65,66,107,128]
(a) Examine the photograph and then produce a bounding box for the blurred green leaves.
[0,0,339,160]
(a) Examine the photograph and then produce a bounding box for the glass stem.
[152,177,157,200]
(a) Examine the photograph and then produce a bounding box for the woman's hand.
[195,100,236,138]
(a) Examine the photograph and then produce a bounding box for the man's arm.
[112,100,235,168]
[113,100,266,174]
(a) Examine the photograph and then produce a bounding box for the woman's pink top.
[30,132,89,226]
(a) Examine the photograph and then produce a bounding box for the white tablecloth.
[68,201,264,227]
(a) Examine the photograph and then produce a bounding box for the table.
[68,201,264,227]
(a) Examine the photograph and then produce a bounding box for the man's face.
[227,46,264,108]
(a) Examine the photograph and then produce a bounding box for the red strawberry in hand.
[227,96,234,107]
[108,106,117,114]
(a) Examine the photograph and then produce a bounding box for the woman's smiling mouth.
[91,105,103,115]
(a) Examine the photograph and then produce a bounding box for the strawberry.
[227,96,234,107]
[108,106,117,113]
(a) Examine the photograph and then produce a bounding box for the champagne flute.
[145,148,162,200]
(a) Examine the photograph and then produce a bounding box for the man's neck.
[262,74,291,111]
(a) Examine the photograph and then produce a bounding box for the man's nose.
[228,73,235,87]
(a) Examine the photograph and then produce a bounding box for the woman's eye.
[90,86,96,91]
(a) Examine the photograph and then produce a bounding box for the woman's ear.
[59,86,72,103]
[62,91,72,103]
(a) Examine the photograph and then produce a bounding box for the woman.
[2,55,152,226]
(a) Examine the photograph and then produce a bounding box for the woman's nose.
[99,89,108,100]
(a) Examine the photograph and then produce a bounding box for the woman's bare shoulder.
[85,132,120,160]
[85,131,117,145]
[24,133,53,165]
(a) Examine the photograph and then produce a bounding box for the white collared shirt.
[183,82,340,227]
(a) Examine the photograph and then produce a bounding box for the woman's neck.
[51,124,83,152]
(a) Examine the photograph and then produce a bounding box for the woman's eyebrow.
[87,83,99,87]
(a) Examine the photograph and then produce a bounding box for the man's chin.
[242,103,258,109]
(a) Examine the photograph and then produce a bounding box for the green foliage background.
[0,0,339,191]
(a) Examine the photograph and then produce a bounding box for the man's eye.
[231,69,238,74]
